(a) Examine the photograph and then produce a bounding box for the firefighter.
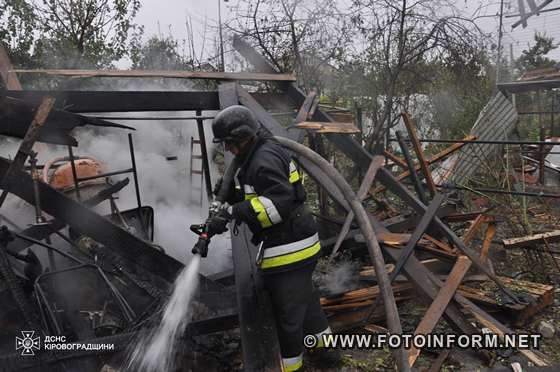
[208,105,341,371]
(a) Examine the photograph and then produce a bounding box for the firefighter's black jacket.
[229,134,321,273]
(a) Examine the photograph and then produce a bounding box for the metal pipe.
[196,110,213,202]
[77,168,133,182]
[436,184,560,198]
[273,136,410,372]
[67,145,82,201]
[87,115,216,121]
[389,139,560,145]
[13,231,84,264]
[128,133,147,236]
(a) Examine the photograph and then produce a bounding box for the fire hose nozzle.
[192,233,210,257]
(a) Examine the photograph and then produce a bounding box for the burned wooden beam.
[11,69,297,81]
[402,112,437,196]
[0,96,55,207]
[7,90,221,112]
[330,156,384,260]
[294,121,361,134]
[0,96,133,145]
[384,150,408,168]
[390,193,447,282]
[408,255,471,366]
[371,134,476,195]
[6,90,295,114]
[503,230,560,249]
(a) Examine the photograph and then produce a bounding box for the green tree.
[33,0,142,68]
[515,33,558,73]
[0,0,36,67]
[131,36,193,70]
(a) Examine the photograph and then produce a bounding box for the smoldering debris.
[315,259,360,296]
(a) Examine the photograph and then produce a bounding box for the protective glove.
[206,202,233,235]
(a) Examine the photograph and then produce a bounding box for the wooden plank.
[384,150,408,168]
[374,165,518,303]
[480,222,496,262]
[0,43,22,90]
[330,156,384,260]
[503,230,560,249]
[390,193,447,281]
[11,69,297,82]
[7,90,221,112]
[371,135,476,196]
[0,96,132,145]
[423,235,455,254]
[455,293,551,366]
[294,121,361,133]
[292,91,317,143]
[0,96,55,207]
[462,214,490,245]
[320,282,414,306]
[408,256,471,366]
[402,112,437,196]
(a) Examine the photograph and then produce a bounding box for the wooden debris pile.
[311,112,557,368]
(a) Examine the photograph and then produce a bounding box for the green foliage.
[35,0,142,68]
[1,0,142,70]
[429,45,494,139]
[131,36,193,70]
[516,33,558,73]
[0,0,36,67]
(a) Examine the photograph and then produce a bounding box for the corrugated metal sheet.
[433,91,518,185]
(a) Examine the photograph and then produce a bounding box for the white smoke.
[317,260,360,295]
[0,104,232,275]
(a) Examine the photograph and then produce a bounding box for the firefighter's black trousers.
[263,261,329,358]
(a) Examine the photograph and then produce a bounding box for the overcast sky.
[132,0,560,67]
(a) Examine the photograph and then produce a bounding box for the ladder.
[189,136,204,205]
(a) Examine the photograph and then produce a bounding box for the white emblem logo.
[16,331,40,356]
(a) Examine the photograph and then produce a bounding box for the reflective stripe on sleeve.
[282,353,303,372]
[289,160,300,183]
[260,234,321,269]
[243,184,257,200]
[250,196,282,227]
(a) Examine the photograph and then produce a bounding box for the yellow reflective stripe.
[244,193,256,200]
[289,170,300,183]
[282,354,303,372]
[289,161,300,183]
[250,197,272,228]
[260,241,320,269]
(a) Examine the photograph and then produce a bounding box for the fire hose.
[273,136,410,372]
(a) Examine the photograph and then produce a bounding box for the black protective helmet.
[212,105,259,143]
